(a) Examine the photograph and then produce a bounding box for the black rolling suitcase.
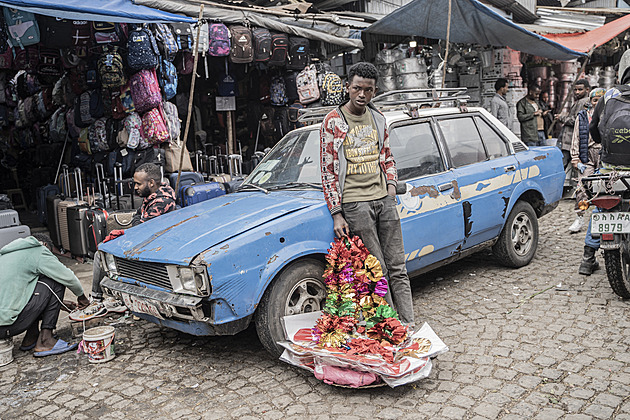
[86,163,110,254]
[67,168,91,257]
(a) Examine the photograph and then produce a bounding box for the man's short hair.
[495,78,508,92]
[527,82,541,92]
[135,163,162,183]
[575,78,590,89]
[33,233,53,250]
[348,62,379,84]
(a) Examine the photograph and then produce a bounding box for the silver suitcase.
[0,209,19,228]
[0,225,31,250]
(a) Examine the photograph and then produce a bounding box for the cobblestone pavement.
[2,199,630,419]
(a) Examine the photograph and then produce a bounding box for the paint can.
[0,338,13,367]
[82,326,115,363]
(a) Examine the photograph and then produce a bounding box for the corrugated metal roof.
[481,0,538,23]
[535,8,607,30]
[520,23,586,34]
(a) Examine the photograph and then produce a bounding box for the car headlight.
[102,252,118,276]
[175,266,209,295]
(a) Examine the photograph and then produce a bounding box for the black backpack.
[253,28,271,63]
[229,25,253,64]
[127,26,160,71]
[599,87,630,166]
[284,72,299,104]
[287,37,309,70]
[171,23,194,52]
[39,16,74,48]
[268,32,288,67]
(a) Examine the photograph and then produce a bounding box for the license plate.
[121,293,163,320]
[591,212,630,234]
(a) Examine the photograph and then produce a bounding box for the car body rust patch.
[534,155,547,161]
[451,180,461,200]
[409,185,439,198]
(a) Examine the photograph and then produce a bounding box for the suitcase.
[208,173,231,183]
[0,225,31,250]
[86,208,109,253]
[106,210,136,234]
[181,181,226,207]
[169,171,204,205]
[67,204,91,257]
[0,209,20,228]
[36,184,60,225]
[46,194,62,248]
[58,167,87,252]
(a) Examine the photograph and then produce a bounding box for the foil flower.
[373,277,388,297]
[366,317,408,345]
[364,255,384,283]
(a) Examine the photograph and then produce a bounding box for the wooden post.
[175,5,204,193]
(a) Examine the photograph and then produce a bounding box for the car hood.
[99,191,323,265]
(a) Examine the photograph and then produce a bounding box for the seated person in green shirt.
[0,234,89,356]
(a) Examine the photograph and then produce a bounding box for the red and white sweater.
[319,104,398,215]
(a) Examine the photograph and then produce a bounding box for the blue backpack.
[270,76,287,106]
[3,8,40,49]
[127,26,160,71]
[153,23,178,62]
[159,60,178,100]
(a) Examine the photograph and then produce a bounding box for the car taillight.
[602,234,614,241]
[592,196,621,210]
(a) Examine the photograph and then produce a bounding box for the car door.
[436,114,520,248]
[389,119,464,274]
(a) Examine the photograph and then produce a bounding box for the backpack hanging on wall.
[284,72,299,104]
[71,20,92,47]
[320,72,344,106]
[88,117,110,153]
[142,106,170,145]
[229,25,253,64]
[158,60,178,100]
[37,48,63,77]
[39,16,74,49]
[98,47,127,89]
[162,101,181,142]
[296,65,320,105]
[153,23,178,62]
[130,68,162,114]
[3,8,40,49]
[208,23,230,57]
[92,22,127,46]
[270,76,287,106]
[253,28,271,63]
[171,23,193,52]
[268,32,289,67]
[287,37,309,70]
[13,46,38,72]
[127,26,160,71]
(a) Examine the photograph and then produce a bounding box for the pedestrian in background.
[557,79,590,168]
[540,91,554,137]
[490,78,512,130]
[516,83,548,146]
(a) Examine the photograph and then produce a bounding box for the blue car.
[98,105,564,356]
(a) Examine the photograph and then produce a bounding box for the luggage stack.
[0,208,31,249]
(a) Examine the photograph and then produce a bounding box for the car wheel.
[493,200,538,268]
[255,258,326,357]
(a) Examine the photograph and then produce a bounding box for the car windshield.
[244,129,322,190]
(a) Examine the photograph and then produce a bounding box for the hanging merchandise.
[217,59,237,97]
[196,22,210,78]
[119,81,135,114]
[88,118,110,153]
[120,112,144,150]
[92,22,127,46]
[253,28,271,63]
[296,65,320,105]
[13,46,38,72]
[284,72,299,104]
[268,32,289,67]
[74,90,103,128]
[142,106,170,145]
[158,60,178,100]
[270,76,287,106]
[78,127,91,154]
[153,23,179,62]
[287,37,309,70]
[171,23,193,51]
[320,72,344,106]
[130,68,161,114]
[71,20,92,47]
[98,47,126,89]
[39,16,74,49]
[37,47,63,77]
[175,51,194,75]
[229,25,253,64]
[49,108,67,142]
[0,46,12,69]
[162,101,180,142]
[127,26,160,71]
[208,23,230,57]
[3,7,40,49]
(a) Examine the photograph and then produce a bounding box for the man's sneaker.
[568,216,584,233]
[103,297,128,314]
[69,300,107,321]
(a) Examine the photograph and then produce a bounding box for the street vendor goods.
[278,237,448,387]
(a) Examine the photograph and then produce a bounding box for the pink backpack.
[208,23,230,57]
[296,64,320,104]
[142,106,170,145]
[129,68,161,114]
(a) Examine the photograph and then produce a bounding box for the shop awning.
[544,13,630,53]
[0,0,195,23]
[365,0,586,61]
[135,0,363,49]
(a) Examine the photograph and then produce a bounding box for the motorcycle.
[583,171,630,298]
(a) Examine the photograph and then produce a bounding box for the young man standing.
[319,62,415,326]
[516,83,548,146]
[490,78,511,130]
[558,79,590,167]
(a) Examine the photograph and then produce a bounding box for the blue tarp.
[365,0,585,61]
[0,0,194,23]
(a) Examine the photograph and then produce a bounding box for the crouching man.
[0,234,89,356]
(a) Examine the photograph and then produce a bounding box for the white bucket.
[0,338,14,367]
[82,326,115,363]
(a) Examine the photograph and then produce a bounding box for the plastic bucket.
[82,326,115,363]
[0,338,13,367]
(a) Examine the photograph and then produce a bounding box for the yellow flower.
[364,254,383,282]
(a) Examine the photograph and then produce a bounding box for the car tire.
[493,200,538,268]
[255,258,326,357]
[603,240,630,299]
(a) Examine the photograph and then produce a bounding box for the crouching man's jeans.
[342,195,415,324]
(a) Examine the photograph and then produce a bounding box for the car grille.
[114,257,172,291]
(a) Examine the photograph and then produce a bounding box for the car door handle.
[438,182,453,192]
[504,165,516,172]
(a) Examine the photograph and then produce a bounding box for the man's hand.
[61,300,77,312]
[387,184,396,196]
[534,110,542,116]
[333,213,349,238]
[77,295,90,310]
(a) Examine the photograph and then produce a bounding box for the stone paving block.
[534,407,565,419]
[473,402,502,418]
[583,403,615,419]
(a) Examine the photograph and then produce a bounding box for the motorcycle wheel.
[603,236,630,299]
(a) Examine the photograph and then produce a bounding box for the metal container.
[394,57,427,75]
[396,72,429,89]
[377,63,396,77]
[529,66,548,80]
[377,75,397,92]
[560,60,579,74]
[375,49,404,65]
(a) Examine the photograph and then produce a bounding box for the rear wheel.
[255,259,326,357]
[603,237,630,299]
[493,200,538,268]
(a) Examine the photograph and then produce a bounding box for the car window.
[246,129,321,188]
[475,116,509,159]
[438,117,487,167]
[389,122,445,180]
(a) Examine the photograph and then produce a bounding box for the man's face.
[134,171,154,198]
[574,84,587,99]
[346,76,376,112]
[527,87,541,100]
[499,84,509,96]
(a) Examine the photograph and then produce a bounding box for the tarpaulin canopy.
[365,0,585,61]
[0,0,195,23]
[544,13,630,53]
[136,0,363,49]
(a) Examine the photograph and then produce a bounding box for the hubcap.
[510,211,533,256]
[285,277,326,316]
